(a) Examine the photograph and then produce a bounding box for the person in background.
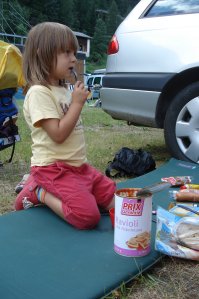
[15,22,115,229]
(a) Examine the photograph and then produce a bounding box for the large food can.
[114,188,152,257]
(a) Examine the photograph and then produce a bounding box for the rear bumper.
[101,72,174,127]
[101,88,160,127]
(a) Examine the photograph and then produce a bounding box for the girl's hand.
[72,81,90,106]
[40,82,89,144]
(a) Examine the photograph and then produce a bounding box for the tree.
[82,0,96,35]
[44,0,61,23]
[116,0,130,16]
[90,18,107,62]
[59,0,75,28]
[1,0,30,35]
[106,0,120,36]
[73,0,95,33]
[24,0,47,25]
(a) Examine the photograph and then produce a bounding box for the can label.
[114,188,152,257]
[121,198,144,216]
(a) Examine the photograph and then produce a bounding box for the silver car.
[101,0,199,164]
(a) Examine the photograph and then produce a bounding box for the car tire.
[164,82,199,164]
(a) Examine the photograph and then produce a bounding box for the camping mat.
[0,158,198,299]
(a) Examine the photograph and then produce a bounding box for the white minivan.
[101,0,199,164]
[86,69,105,99]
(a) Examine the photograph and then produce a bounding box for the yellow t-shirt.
[23,85,87,167]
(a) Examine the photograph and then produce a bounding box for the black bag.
[105,147,156,178]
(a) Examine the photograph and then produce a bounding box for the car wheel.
[164,82,199,164]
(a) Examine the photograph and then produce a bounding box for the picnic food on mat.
[170,190,199,202]
[180,184,199,190]
[161,176,191,186]
[174,217,199,251]
[155,207,199,261]
[169,203,199,217]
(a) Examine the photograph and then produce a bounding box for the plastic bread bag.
[173,217,199,251]
[155,207,199,261]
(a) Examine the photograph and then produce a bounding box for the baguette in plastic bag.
[155,207,199,260]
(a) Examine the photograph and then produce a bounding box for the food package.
[169,203,199,217]
[155,206,199,260]
[161,176,191,186]
[180,184,199,190]
[174,217,199,251]
[169,189,199,202]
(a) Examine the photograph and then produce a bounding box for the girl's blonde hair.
[23,22,79,87]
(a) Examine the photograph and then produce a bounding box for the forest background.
[1,0,140,67]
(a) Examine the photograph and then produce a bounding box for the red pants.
[31,162,116,229]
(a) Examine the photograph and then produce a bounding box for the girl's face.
[49,50,77,85]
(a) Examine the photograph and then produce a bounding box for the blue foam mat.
[0,158,198,299]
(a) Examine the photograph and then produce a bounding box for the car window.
[93,77,101,85]
[145,0,199,17]
[87,77,93,86]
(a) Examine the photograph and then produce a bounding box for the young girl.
[15,22,116,229]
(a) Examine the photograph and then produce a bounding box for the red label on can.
[121,198,144,216]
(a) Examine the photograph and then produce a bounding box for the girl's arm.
[40,81,89,143]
